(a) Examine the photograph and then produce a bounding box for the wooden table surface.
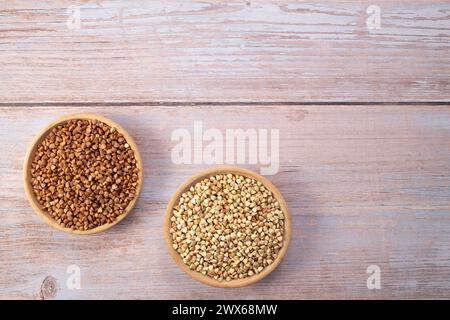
[1,0,449,299]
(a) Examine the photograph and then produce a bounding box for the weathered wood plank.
[0,105,449,299]
[0,1,449,103]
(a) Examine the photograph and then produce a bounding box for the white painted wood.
[0,105,449,299]
[0,1,449,103]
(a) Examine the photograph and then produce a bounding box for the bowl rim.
[164,166,292,288]
[23,113,144,235]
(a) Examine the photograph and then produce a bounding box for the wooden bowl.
[164,166,291,288]
[23,113,144,235]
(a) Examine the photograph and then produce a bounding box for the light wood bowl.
[23,113,144,235]
[164,166,291,288]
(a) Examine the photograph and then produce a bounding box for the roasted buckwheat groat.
[30,119,139,231]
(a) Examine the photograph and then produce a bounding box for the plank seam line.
[0,101,450,107]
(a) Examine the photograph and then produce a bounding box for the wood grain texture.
[0,105,449,299]
[0,0,449,103]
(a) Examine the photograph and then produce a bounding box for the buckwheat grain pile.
[30,119,139,231]
[170,173,285,281]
